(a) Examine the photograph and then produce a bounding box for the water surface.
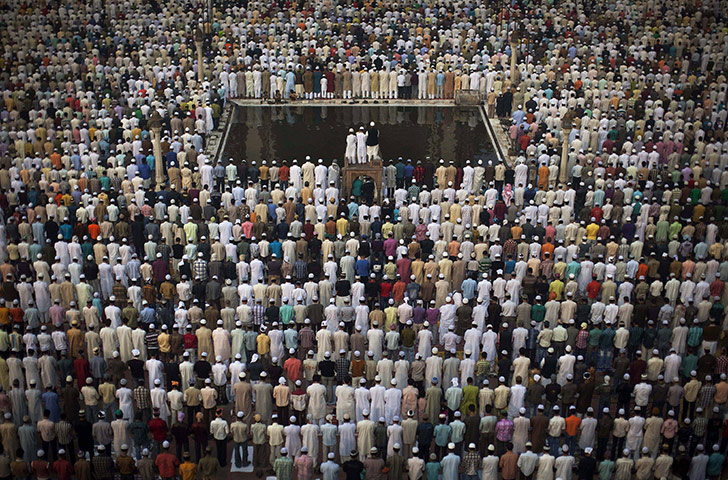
[221,105,496,165]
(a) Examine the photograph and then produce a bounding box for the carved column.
[560,129,569,184]
[196,41,204,82]
[152,126,165,188]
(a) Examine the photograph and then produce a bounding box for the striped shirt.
[55,420,74,445]
[252,305,265,326]
[134,386,151,409]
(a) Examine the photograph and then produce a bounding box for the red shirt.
[52,459,74,480]
[380,281,393,299]
[32,459,51,479]
[73,357,91,385]
[279,165,290,182]
[9,307,23,323]
[283,357,302,382]
[183,333,197,349]
[392,281,407,303]
[148,418,169,442]
[586,280,602,299]
[155,452,179,478]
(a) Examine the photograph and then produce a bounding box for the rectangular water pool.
[220,105,496,166]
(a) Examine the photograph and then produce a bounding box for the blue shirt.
[355,259,370,278]
[140,306,156,325]
[42,391,61,422]
[270,241,282,258]
[348,202,359,219]
[60,224,74,241]
[138,163,151,180]
[268,203,278,222]
[461,278,477,300]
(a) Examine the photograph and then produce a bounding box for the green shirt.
[597,459,615,480]
[588,328,602,347]
[273,457,294,480]
[433,424,451,446]
[682,354,699,379]
[279,305,294,324]
[707,453,725,476]
[352,178,363,196]
[461,385,478,413]
[425,461,441,480]
[531,304,545,323]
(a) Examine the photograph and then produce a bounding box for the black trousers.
[216,438,228,466]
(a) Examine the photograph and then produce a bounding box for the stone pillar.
[196,41,204,82]
[560,130,569,184]
[152,126,165,188]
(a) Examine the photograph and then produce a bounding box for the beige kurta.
[356,419,375,460]
[306,382,327,420]
[196,326,213,358]
[234,381,253,424]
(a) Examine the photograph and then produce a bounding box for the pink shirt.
[661,418,678,439]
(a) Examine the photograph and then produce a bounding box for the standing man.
[440,443,460,480]
[366,123,380,162]
[155,441,179,480]
[198,446,221,480]
[209,408,230,467]
[356,128,367,165]
[273,448,294,480]
[230,411,250,468]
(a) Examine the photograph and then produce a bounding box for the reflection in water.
[222,105,496,166]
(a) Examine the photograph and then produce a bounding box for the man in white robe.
[384,379,402,424]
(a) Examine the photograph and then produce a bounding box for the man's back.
[198,455,221,479]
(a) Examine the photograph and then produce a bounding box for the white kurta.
[150,387,171,422]
[339,422,356,457]
[117,326,133,361]
[335,385,355,421]
[369,385,386,422]
[384,388,402,425]
[354,387,370,422]
[556,354,575,386]
[626,416,645,451]
[116,387,134,420]
[301,423,320,466]
[283,424,302,457]
[345,134,357,161]
[306,383,327,420]
[386,423,403,457]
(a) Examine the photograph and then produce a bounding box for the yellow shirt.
[180,462,198,480]
[336,218,349,236]
[549,279,564,300]
[585,223,599,240]
[384,307,398,330]
[158,332,171,353]
[98,383,116,404]
[256,334,271,355]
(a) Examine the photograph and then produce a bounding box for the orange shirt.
[541,243,555,260]
[637,263,649,280]
[565,415,581,436]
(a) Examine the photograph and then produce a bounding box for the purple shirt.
[383,238,397,258]
[413,306,426,325]
[495,418,514,442]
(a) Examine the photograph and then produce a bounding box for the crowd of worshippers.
[3,0,728,478]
